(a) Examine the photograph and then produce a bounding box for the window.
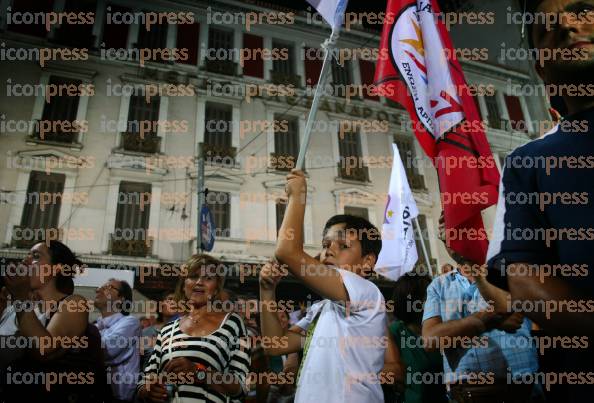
[304,47,323,86]
[243,33,263,77]
[16,171,65,247]
[53,0,95,48]
[206,28,235,75]
[271,41,299,86]
[331,60,352,97]
[206,191,230,237]
[484,93,502,130]
[36,76,81,144]
[272,41,295,75]
[359,60,379,101]
[121,95,161,153]
[344,206,369,220]
[136,18,168,62]
[8,0,53,38]
[338,130,368,182]
[204,103,234,160]
[177,22,200,65]
[127,95,160,135]
[504,95,526,132]
[115,182,151,234]
[112,182,152,256]
[275,200,287,236]
[273,116,298,171]
[102,4,131,49]
[394,137,425,190]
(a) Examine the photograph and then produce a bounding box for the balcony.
[121,133,161,154]
[270,70,301,88]
[109,234,153,257]
[32,124,77,144]
[270,153,296,172]
[337,162,370,182]
[205,59,238,76]
[201,143,237,161]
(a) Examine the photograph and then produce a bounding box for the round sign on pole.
[200,205,215,252]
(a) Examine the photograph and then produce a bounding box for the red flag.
[374,0,500,264]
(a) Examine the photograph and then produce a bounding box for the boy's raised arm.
[274,170,349,304]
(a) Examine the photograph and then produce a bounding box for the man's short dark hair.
[323,215,382,260]
[114,279,133,316]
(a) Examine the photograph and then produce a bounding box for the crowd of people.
[0,0,593,401]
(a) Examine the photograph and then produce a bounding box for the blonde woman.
[138,254,250,403]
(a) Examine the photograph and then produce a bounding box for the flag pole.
[295,30,339,170]
[413,217,433,275]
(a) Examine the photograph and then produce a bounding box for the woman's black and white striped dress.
[139,312,251,403]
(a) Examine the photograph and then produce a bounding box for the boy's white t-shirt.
[294,269,387,403]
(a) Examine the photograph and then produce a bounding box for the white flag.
[375,143,419,281]
[305,0,349,31]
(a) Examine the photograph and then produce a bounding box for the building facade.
[0,0,548,298]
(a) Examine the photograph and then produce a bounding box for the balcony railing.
[201,142,237,161]
[205,59,238,76]
[121,133,161,154]
[109,233,153,257]
[32,123,77,144]
[270,70,301,88]
[270,153,296,171]
[337,162,370,182]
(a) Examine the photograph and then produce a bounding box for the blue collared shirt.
[422,270,538,383]
[96,313,141,400]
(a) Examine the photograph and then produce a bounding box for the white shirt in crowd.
[294,269,387,403]
[95,312,142,401]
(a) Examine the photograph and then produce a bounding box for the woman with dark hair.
[137,254,250,403]
[2,240,110,402]
[389,271,447,403]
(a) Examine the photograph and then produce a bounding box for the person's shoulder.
[225,312,247,331]
[506,124,565,160]
[160,317,179,333]
[428,271,452,288]
[337,268,381,293]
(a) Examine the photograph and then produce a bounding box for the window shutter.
[504,95,526,132]
[8,0,53,38]
[243,33,264,78]
[304,47,323,86]
[102,4,131,49]
[21,171,65,231]
[176,22,200,65]
[358,60,379,101]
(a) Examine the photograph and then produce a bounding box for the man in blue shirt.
[94,279,141,403]
[486,1,594,401]
[423,214,538,403]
